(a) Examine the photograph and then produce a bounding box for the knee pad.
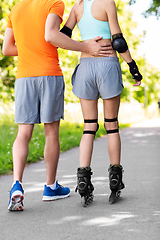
[83,119,99,136]
[104,117,119,134]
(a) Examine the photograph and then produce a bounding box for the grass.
[0,114,129,176]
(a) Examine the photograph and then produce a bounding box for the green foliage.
[0,0,19,101]
[0,0,160,106]
[129,0,160,17]
[144,0,160,17]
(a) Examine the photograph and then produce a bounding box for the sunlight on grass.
[0,115,128,176]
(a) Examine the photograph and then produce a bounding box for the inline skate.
[75,167,94,207]
[108,164,125,203]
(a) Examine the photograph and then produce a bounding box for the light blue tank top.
[78,0,111,41]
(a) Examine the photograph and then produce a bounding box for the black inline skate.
[75,167,94,207]
[108,164,125,203]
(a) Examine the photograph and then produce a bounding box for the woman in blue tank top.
[62,0,142,206]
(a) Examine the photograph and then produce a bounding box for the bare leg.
[79,98,98,167]
[44,121,60,185]
[13,124,34,182]
[103,95,121,165]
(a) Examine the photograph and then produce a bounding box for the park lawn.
[0,116,129,175]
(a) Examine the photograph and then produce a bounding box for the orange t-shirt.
[7,0,65,79]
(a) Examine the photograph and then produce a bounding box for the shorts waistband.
[80,57,119,63]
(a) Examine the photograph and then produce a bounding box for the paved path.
[0,118,160,240]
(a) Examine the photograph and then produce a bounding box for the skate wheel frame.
[109,190,121,204]
[81,194,94,207]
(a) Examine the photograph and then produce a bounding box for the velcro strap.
[112,33,123,40]
[105,118,118,122]
[83,130,96,135]
[107,129,119,134]
[84,119,98,123]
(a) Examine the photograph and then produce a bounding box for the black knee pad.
[83,119,99,136]
[104,117,119,134]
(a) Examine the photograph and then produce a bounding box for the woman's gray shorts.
[72,57,124,100]
[15,76,65,124]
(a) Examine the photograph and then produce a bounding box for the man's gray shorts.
[72,57,124,100]
[15,76,65,124]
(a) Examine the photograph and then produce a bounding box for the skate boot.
[108,164,125,203]
[75,167,94,207]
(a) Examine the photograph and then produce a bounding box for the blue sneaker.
[8,181,24,211]
[42,181,70,201]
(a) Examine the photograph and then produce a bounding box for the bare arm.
[45,13,84,50]
[63,4,113,56]
[107,0,132,63]
[64,5,77,30]
[107,0,142,86]
[45,13,110,56]
[2,28,18,56]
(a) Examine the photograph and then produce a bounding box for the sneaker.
[42,181,70,201]
[8,181,24,211]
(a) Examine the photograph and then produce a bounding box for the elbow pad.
[60,25,72,38]
[111,33,128,53]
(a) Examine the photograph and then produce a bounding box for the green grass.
[0,114,129,176]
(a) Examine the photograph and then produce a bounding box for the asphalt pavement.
[0,118,160,240]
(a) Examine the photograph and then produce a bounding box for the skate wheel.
[81,196,87,207]
[81,194,94,207]
[109,190,121,203]
[116,190,121,198]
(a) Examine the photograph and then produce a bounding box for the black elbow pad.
[111,33,128,53]
[60,25,72,38]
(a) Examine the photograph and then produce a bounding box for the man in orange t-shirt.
[3,0,111,211]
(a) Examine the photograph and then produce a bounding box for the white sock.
[47,181,57,190]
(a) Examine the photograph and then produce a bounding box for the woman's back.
[75,0,110,23]
[77,0,111,41]
[74,0,117,58]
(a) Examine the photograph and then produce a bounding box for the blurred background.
[0,0,160,175]
[0,0,160,119]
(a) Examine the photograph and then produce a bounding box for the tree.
[0,0,19,101]
[129,0,160,17]
[0,0,160,106]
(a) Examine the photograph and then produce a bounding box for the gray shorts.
[15,76,65,124]
[72,57,124,100]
